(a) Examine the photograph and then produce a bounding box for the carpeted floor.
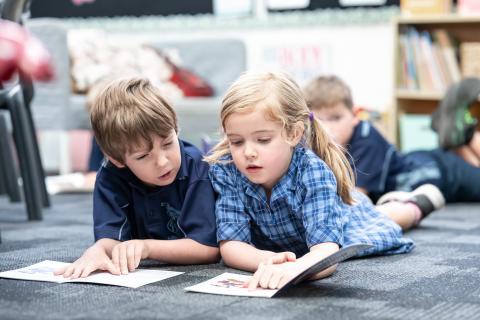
[1,194,479,320]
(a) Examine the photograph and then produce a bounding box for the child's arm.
[220,240,296,272]
[247,242,339,290]
[110,238,220,274]
[54,238,121,278]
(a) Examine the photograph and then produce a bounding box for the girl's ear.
[291,121,305,145]
[107,156,125,168]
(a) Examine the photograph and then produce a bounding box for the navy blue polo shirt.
[346,121,430,201]
[93,139,217,247]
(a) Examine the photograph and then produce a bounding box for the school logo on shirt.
[162,203,182,239]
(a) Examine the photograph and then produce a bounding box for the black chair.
[0,0,50,222]
[0,110,22,203]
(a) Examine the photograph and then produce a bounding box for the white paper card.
[0,260,183,288]
[185,272,278,298]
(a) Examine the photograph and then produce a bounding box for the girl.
[206,71,437,291]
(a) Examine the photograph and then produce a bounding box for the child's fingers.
[118,245,128,274]
[266,255,282,265]
[268,271,283,289]
[259,268,273,289]
[248,263,264,291]
[104,259,120,275]
[80,265,95,278]
[111,246,120,270]
[127,245,136,272]
[134,245,142,269]
[53,265,67,276]
[61,264,75,278]
[278,274,291,289]
[285,252,296,262]
[70,265,84,279]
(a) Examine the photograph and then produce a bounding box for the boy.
[56,77,219,279]
[303,75,480,204]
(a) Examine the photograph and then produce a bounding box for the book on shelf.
[398,27,461,93]
[432,29,461,83]
[460,42,480,78]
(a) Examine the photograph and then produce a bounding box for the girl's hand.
[262,251,296,265]
[248,261,303,290]
[111,240,149,274]
[54,244,120,279]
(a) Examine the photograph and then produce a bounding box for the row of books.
[397,27,461,92]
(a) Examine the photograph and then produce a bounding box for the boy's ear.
[352,112,360,126]
[107,156,125,168]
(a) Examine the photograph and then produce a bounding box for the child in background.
[205,71,439,290]
[303,75,480,204]
[55,77,219,279]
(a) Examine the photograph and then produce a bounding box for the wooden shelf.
[396,14,480,25]
[395,89,443,100]
[392,15,480,148]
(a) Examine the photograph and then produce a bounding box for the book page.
[0,260,183,288]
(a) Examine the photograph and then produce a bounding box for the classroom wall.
[123,23,394,111]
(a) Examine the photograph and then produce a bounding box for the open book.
[0,260,183,288]
[185,243,372,298]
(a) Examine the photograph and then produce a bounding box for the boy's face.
[224,108,302,194]
[312,103,359,146]
[110,131,181,187]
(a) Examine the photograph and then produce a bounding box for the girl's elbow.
[203,246,221,263]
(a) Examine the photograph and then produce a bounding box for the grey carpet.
[1,194,479,320]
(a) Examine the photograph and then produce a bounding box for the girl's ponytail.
[308,116,355,204]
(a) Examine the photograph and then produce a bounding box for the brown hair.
[205,71,354,204]
[303,75,353,111]
[90,77,178,164]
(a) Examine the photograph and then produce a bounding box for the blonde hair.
[90,77,178,164]
[205,71,355,204]
[303,75,353,111]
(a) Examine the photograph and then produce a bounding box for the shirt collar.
[176,139,189,180]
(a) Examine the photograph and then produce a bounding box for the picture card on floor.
[0,260,183,288]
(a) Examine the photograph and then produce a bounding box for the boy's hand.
[54,244,120,279]
[248,260,303,291]
[111,240,149,274]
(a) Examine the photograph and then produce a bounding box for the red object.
[169,65,214,97]
[0,20,54,82]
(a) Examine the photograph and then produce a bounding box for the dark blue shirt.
[346,121,441,201]
[93,139,217,247]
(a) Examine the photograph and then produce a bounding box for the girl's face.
[224,108,300,194]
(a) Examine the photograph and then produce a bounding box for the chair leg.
[25,100,50,207]
[0,112,21,202]
[20,75,50,207]
[7,85,43,220]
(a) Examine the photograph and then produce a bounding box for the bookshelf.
[392,14,480,148]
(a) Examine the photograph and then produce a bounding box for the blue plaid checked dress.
[209,146,414,257]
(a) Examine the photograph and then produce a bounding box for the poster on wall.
[260,43,332,85]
